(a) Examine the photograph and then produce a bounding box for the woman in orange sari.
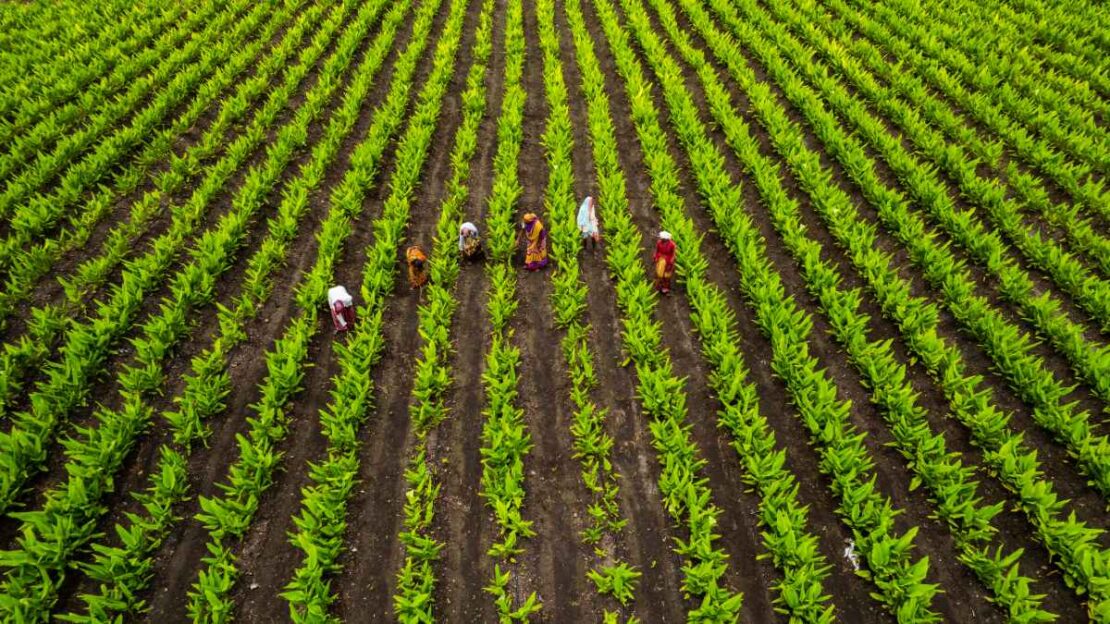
[406,245,429,288]
[521,213,548,271]
[653,231,675,294]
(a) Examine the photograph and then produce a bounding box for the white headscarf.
[658,231,672,240]
[459,222,478,250]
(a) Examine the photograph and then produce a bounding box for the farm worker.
[406,245,430,289]
[327,285,356,332]
[653,231,676,294]
[521,213,549,271]
[577,195,600,251]
[459,221,482,260]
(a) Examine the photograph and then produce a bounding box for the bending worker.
[459,221,482,260]
[406,245,429,289]
[577,195,600,251]
[653,230,676,294]
[521,213,549,271]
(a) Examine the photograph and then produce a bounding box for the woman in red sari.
[521,213,549,271]
[653,231,675,294]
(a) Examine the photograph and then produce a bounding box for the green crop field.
[0,0,1106,621]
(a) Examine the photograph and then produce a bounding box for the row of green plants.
[0,307,67,421]
[0,0,331,424]
[277,0,474,617]
[535,0,639,616]
[760,0,1110,402]
[0,0,281,274]
[763,0,1110,336]
[0,0,333,422]
[0,0,194,175]
[948,0,1110,103]
[0,0,86,55]
[0,0,116,109]
[923,0,1109,141]
[49,1,407,619]
[0,0,247,220]
[978,0,1109,72]
[0,3,358,620]
[601,0,941,619]
[659,0,1056,618]
[998,163,1110,279]
[865,0,1109,174]
[699,0,1110,615]
[0,0,173,132]
[570,0,746,618]
[0,1,84,62]
[476,0,542,618]
[1018,0,1110,65]
[781,2,1110,333]
[824,0,1108,222]
[390,0,494,620]
[0,0,127,46]
[716,0,1110,497]
[0,0,346,599]
[0,0,331,333]
[777,0,1110,284]
[184,0,443,617]
[758,0,1110,397]
[0,0,311,518]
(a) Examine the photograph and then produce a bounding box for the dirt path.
[429,0,507,619]
[574,0,799,619]
[495,0,608,620]
[554,0,687,618]
[326,0,489,618]
[429,254,498,624]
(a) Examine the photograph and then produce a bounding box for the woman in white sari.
[577,196,600,251]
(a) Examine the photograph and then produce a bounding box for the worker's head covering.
[523,213,537,223]
[658,230,672,240]
[459,222,479,252]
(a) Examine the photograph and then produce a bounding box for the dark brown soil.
[555,0,687,618]
[426,0,507,619]
[0,0,1102,621]
[578,0,885,620]
[327,0,488,619]
[500,1,611,620]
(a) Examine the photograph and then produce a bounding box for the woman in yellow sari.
[406,245,429,288]
[521,213,549,271]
